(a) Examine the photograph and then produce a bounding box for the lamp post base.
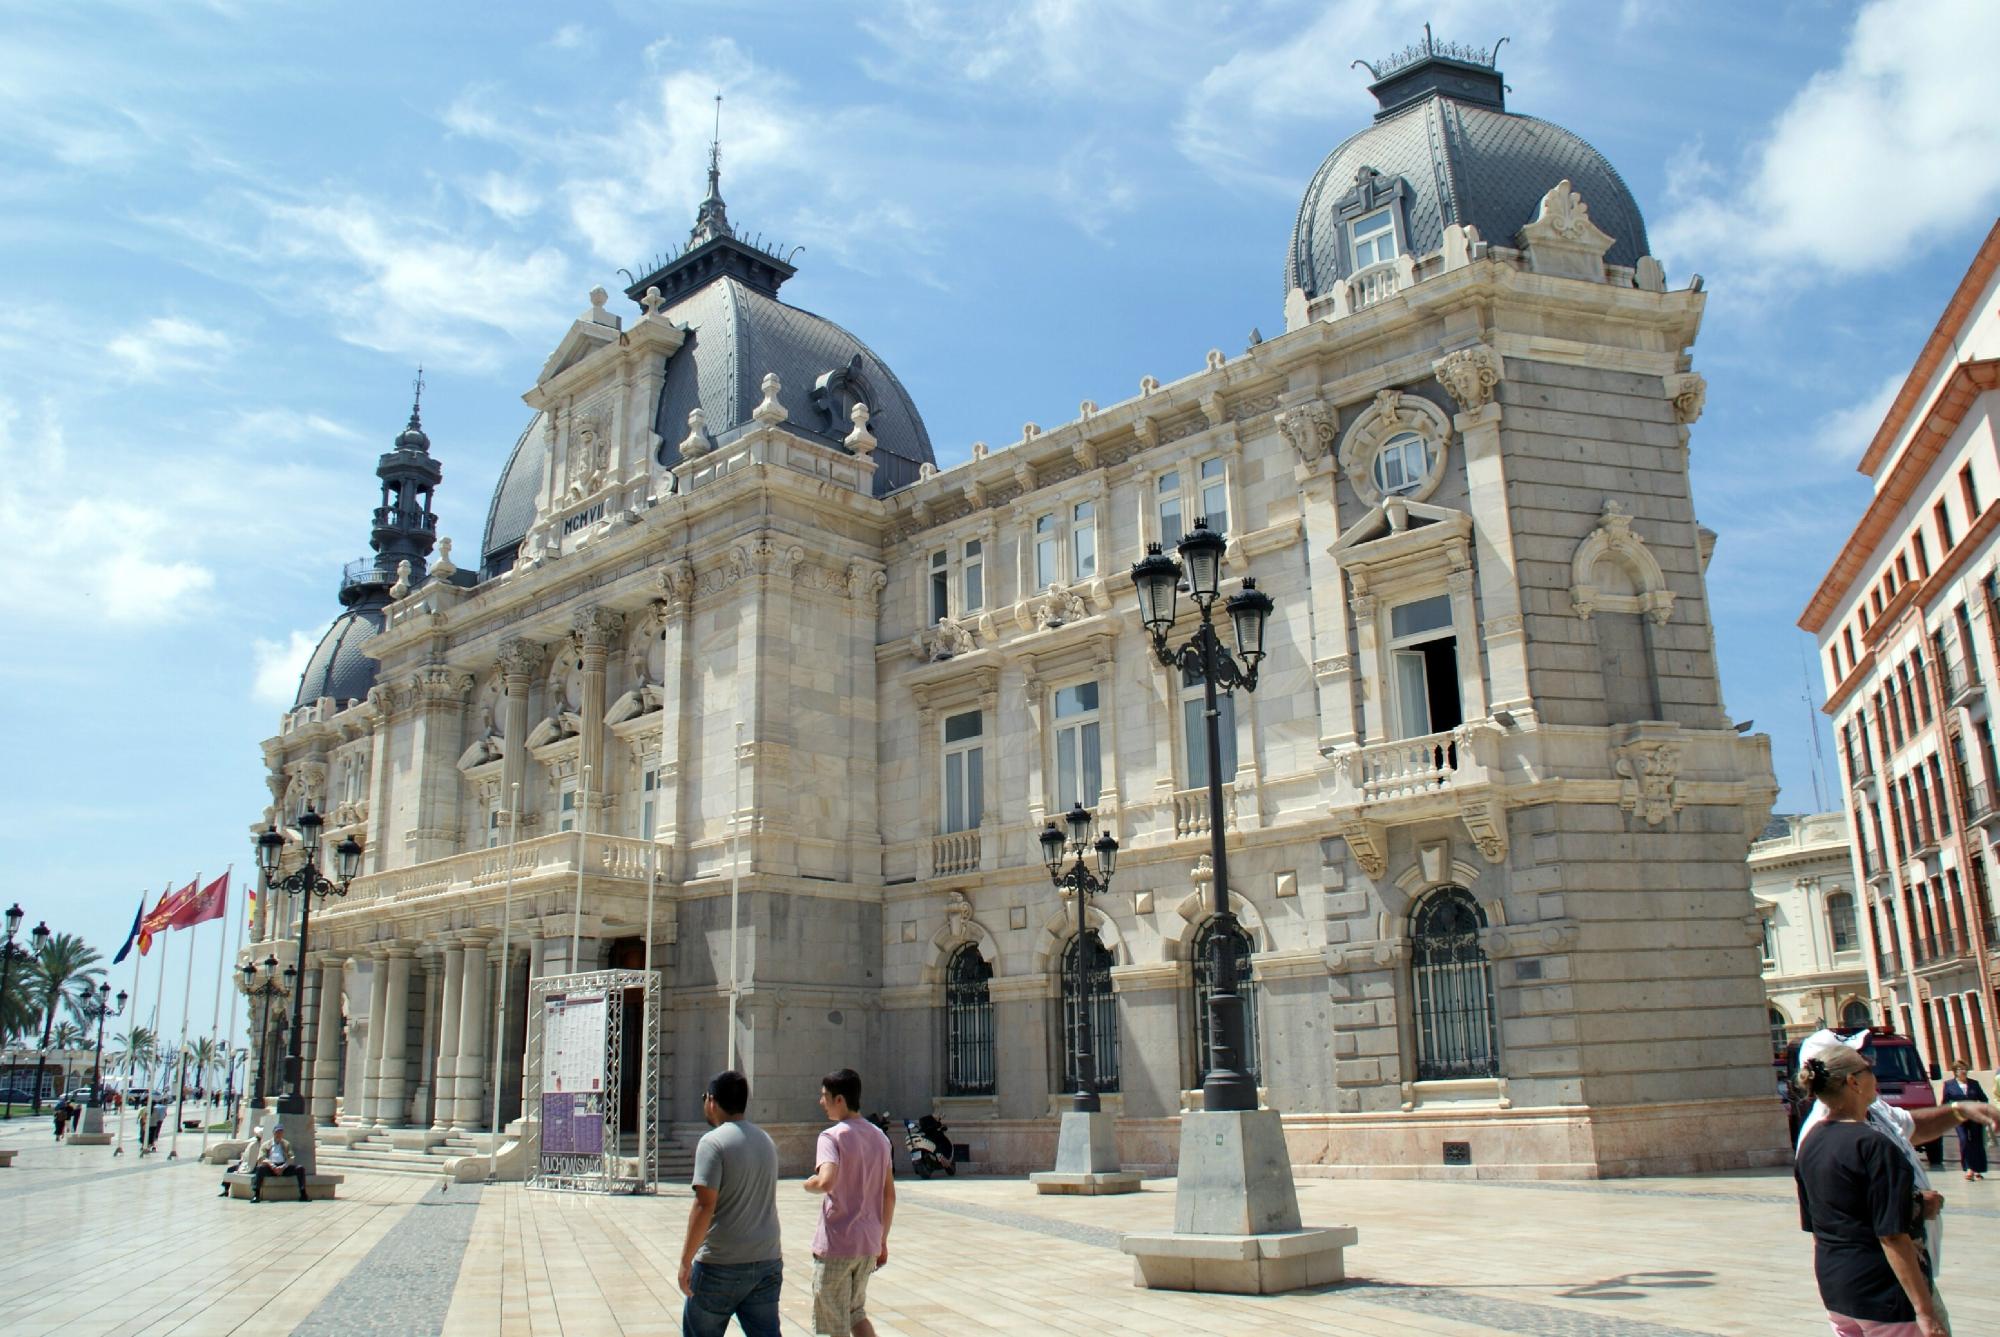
[1120,1109,1358,1293]
[67,1105,113,1145]
[1030,1109,1140,1195]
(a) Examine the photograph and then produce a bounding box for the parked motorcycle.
[902,1113,955,1178]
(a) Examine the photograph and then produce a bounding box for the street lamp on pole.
[85,984,128,1105]
[1038,804,1119,1114]
[1,903,23,1119]
[25,919,51,1115]
[254,806,360,1116]
[240,955,289,1106]
[1130,518,1273,1112]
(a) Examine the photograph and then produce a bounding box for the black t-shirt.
[1794,1120,1926,1321]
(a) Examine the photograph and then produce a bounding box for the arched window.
[1841,998,1873,1031]
[1768,1006,1789,1058]
[1192,918,1260,1086]
[1410,887,1499,1080]
[943,945,994,1096]
[1826,891,1859,953]
[1059,932,1118,1093]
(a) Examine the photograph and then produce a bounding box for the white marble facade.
[247,54,1785,1179]
[1750,813,1873,1055]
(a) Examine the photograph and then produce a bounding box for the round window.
[1371,431,1434,496]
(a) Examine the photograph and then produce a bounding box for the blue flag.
[111,895,145,965]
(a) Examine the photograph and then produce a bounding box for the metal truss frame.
[524,968,661,1195]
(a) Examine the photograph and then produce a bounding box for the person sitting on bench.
[223,1127,264,1198]
[252,1126,309,1203]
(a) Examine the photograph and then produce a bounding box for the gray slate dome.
[1287,44,1648,300]
[292,607,383,709]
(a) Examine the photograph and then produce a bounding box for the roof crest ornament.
[1353,24,1503,80]
[688,91,735,248]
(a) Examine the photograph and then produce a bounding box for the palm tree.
[51,1021,85,1096]
[108,1025,159,1094]
[187,1036,222,1102]
[29,934,103,1113]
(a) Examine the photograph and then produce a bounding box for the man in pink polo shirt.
[802,1067,895,1337]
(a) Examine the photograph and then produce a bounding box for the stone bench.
[0,1148,17,1167]
[223,1170,343,1201]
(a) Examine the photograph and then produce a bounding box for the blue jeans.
[682,1258,783,1337]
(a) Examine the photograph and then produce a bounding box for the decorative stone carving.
[679,408,714,460]
[1432,343,1504,411]
[944,890,973,941]
[1458,796,1508,865]
[970,440,989,460]
[844,561,887,606]
[1516,179,1615,282]
[1615,741,1684,825]
[1205,349,1225,372]
[843,402,877,456]
[1336,818,1387,879]
[1139,375,1158,396]
[640,285,667,317]
[1274,400,1336,468]
[431,537,457,580]
[573,605,624,649]
[919,615,977,662]
[753,372,788,425]
[1570,499,1676,625]
[498,638,543,681]
[1664,372,1707,426]
[566,408,612,496]
[1032,583,1089,632]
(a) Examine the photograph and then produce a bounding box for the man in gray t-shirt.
[679,1070,782,1337]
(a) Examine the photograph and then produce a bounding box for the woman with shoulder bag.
[1940,1063,1988,1182]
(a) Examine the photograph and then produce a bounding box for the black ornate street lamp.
[1039,802,1119,1114]
[0,903,23,1119]
[24,919,51,1115]
[1131,518,1273,1112]
[83,983,128,1106]
[255,805,360,1115]
[240,955,291,1105]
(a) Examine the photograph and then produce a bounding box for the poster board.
[538,992,608,1179]
[524,968,660,1195]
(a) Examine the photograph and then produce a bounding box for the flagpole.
[488,781,520,1182]
[167,874,200,1161]
[198,868,232,1160]
[223,873,248,1137]
[113,891,154,1158]
[642,718,663,1190]
[140,883,170,1157]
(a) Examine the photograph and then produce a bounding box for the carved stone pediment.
[1517,179,1615,283]
[1614,732,1685,826]
[1274,400,1337,469]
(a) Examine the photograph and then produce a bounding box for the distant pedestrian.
[677,1070,782,1337]
[1795,1043,1948,1335]
[803,1068,894,1337]
[1942,1063,1989,1182]
[251,1125,309,1203]
[144,1100,166,1151]
[53,1101,69,1141]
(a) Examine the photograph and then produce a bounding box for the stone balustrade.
[1170,785,1236,839]
[344,831,660,906]
[932,830,981,876]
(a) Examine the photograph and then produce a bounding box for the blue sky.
[4,0,1997,1032]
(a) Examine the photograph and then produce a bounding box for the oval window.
[1371,431,1434,496]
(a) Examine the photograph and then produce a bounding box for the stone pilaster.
[310,954,346,1126]
[656,565,696,880]
[362,951,390,1125]
[1435,344,1530,721]
[499,639,542,835]
[575,606,623,820]
[431,943,464,1129]
[409,667,474,863]
[413,951,441,1127]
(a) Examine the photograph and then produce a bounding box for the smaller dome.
[293,608,383,709]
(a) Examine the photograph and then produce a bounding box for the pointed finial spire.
[688,92,735,247]
[409,365,425,427]
[395,365,432,451]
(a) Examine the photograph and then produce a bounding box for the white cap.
[1798,1028,1868,1065]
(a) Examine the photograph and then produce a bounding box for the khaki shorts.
[811,1254,875,1335]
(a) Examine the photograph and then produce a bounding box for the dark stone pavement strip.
[904,1191,1727,1337]
[292,1183,482,1336]
[1454,1175,2000,1220]
[0,1153,194,1201]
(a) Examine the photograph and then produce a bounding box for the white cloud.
[547,23,593,52]
[1654,0,2000,281]
[251,628,321,708]
[1807,371,1905,464]
[0,395,216,625]
[472,172,540,222]
[106,316,231,380]
[225,407,364,444]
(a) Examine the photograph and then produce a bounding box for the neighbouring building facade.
[1750,813,1872,1057]
[1804,220,2000,1078]
[247,38,1784,1179]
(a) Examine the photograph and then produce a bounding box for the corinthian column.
[310,954,346,1126]
[575,607,623,825]
[362,950,390,1126]
[498,640,542,836]
[431,943,464,1129]
[377,947,415,1125]
[452,933,492,1128]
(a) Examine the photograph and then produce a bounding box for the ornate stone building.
[1750,813,1872,1056]
[249,40,1783,1178]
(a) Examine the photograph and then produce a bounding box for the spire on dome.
[688,93,735,248]
[395,365,431,452]
[339,374,442,605]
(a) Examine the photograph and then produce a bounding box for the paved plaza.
[3,1118,1996,1336]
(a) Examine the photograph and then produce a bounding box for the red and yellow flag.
[137,879,197,956]
[171,872,228,929]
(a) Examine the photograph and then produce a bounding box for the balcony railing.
[1911,929,1966,967]
[1986,917,2000,949]
[1877,950,1903,979]
[1345,730,1465,802]
[1169,785,1237,840]
[1945,655,1983,706]
[343,830,659,906]
[1347,264,1400,311]
[932,830,981,877]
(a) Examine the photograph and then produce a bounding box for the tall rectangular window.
[1052,681,1102,811]
[1350,208,1397,269]
[1963,464,1981,518]
[1935,501,1955,553]
[639,765,660,840]
[1386,594,1460,739]
[1181,663,1237,784]
[1157,471,1184,547]
[930,549,950,623]
[941,710,984,834]
[1034,514,1058,589]
[558,777,578,833]
[1071,500,1097,582]
[486,798,503,849]
[961,539,984,613]
[1199,458,1229,536]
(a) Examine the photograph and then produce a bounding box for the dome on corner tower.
[1286,36,1649,300]
[292,607,383,709]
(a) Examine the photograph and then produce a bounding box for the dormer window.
[1371,431,1436,497]
[1350,208,1398,270]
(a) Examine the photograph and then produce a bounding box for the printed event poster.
[538,993,609,1176]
